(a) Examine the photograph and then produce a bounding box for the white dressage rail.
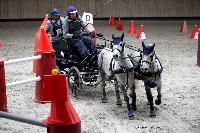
[6,76,41,87]
[4,55,42,87]
[4,55,41,65]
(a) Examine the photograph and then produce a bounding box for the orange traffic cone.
[0,40,3,48]
[136,25,146,40]
[109,15,116,27]
[116,18,124,31]
[41,14,48,27]
[194,31,199,40]
[128,20,137,34]
[35,26,54,52]
[0,58,8,112]
[43,69,81,133]
[197,29,200,67]
[180,20,188,34]
[33,26,56,102]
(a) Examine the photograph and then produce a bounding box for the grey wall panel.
[0,0,200,19]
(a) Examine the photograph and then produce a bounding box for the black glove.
[63,33,73,39]
[90,32,96,38]
[58,32,63,37]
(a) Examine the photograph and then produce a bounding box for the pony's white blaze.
[140,55,151,72]
[112,45,122,59]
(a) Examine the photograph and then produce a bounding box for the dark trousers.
[72,36,97,60]
[52,42,61,59]
[81,36,97,54]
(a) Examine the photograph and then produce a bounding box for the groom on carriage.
[45,6,98,71]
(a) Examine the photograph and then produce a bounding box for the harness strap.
[110,58,134,74]
[50,19,63,37]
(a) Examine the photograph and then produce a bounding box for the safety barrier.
[4,55,42,87]
[0,16,81,132]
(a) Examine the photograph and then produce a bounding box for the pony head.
[140,41,155,73]
[112,33,125,60]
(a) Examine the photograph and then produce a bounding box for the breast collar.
[110,58,134,74]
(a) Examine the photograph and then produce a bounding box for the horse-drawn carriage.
[56,30,105,97]
[54,15,163,118]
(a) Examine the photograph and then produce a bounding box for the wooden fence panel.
[0,0,200,19]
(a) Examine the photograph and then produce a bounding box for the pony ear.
[142,41,145,48]
[112,34,115,40]
[152,43,155,49]
[121,33,124,40]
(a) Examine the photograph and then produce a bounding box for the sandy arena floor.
[0,20,200,133]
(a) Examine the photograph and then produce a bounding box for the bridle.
[140,50,155,67]
[112,41,125,55]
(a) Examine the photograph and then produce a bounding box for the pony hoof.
[155,99,162,105]
[149,110,156,118]
[102,97,108,103]
[128,110,135,119]
[116,99,122,106]
[133,107,137,111]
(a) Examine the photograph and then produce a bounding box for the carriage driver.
[63,5,98,68]
[45,8,65,60]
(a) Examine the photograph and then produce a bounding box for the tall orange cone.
[197,29,200,67]
[109,15,116,27]
[129,20,137,34]
[194,31,199,40]
[33,26,56,103]
[136,25,146,40]
[180,20,188,34]
[0,40,3,48]
[0,58,8,112]
[41,14,49,27]
[43,69,81,133]
[35,26,54,52]
[116,18,124,31]
[191,25,198,39]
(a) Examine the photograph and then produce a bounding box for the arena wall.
[0,0,200,19]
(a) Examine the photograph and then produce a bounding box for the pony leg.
[155,80,162,105]
[114,78,122,106]
[121,85,134,119]
[145,85,156,117]
[129,83,137,111]
[100,71,108,103]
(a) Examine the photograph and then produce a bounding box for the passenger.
[45,8,65,59]
[63,5,97,67]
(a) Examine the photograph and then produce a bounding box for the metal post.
[0,111,47,127]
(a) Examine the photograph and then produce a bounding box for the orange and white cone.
[194,31,199,40]
[136,25,146,40]
[191,25,198,39]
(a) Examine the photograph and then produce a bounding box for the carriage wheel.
[67,66,82,98]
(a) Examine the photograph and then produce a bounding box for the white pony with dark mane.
[129,41,163,117]
[98,33,137,119]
